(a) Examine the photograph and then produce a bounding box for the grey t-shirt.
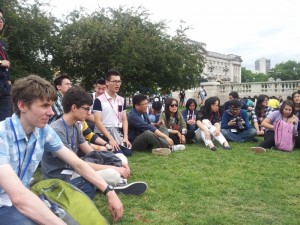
[41,118,86,181]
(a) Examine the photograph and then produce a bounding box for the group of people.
[0,7,299,223]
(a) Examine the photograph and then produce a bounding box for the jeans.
[0,205,38,225]
[221,128,256,142]
[69,176,96,200]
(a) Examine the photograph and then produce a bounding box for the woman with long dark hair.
[251,94,274,136]
[160,98,195,146]
[252,100,298,152]
[181,98,198,132]
[195,96,230,151]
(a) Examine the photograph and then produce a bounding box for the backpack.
[31,179,108,225]
[274,120,295,151]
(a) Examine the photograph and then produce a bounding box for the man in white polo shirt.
[93,70,132,156]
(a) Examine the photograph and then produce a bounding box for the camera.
[234,116,245,130]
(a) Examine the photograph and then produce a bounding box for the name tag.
[61,169,73,175]
[231,129,237,132]
[115,122,122,128]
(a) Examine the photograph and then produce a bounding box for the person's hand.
[228,119,236,126]
[0,60,10,68]
[257,130,264,135]
[114,167,130,178]
[213,130,220,136]
[122,138,132,149]
[122,163,131,174]
[165,137,174,146]
[156,120,164,126]
[106,191,123,222]
[109,139,120,151]
[180,134,186,144]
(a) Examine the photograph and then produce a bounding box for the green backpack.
[31,179,108,225]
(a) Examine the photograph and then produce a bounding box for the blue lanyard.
[61,117,75,149]
[10,119,36,180]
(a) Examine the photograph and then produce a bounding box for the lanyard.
[61,117,75,149]
[10,119,36,180]
[105,94,122,122]
[0,43,7,60]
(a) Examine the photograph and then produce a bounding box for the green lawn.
[94,140,300,225]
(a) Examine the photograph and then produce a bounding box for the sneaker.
[209,146,217,151]
[118,178,128,185]
[114,182,147,195]
[171,144,186,152]
[251,147,266,153]
[152,148,171,156]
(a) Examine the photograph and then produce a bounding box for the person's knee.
[97,168,121,186]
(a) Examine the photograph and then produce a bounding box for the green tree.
[1,0,58,81]
[53,7,204,94]
[268,60,300,81]
[241,67,268,82]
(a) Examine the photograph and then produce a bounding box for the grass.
[92,140,300,225]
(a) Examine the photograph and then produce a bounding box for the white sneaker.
[152,148,171,156]
[172,144,186,152]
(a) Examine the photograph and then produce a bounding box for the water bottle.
[52,203,67,218]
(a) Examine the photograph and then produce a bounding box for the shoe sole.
[251,147,266,153]
[152,148,171,155]
[114,182,147,195]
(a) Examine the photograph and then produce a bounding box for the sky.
[47,0,300,70]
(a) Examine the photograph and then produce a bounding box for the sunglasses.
[170,104,178,107]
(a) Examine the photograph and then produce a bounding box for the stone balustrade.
[172,80,300,105]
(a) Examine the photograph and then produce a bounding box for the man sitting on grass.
[41,87,147,195]
[0,75,123,224]
[128,94,176,155]
[221,99,257,143]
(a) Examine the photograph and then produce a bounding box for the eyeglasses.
[108,80,122,85]
[0,17,5,22]
[170,104,178,107]
[80,106,91,112]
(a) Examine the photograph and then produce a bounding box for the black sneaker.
[114,182,147,195]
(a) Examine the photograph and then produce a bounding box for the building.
[191,40,243,84]
[255,57,271,74]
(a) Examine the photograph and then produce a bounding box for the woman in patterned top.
[196,96,231,151]
[251,94,274,136]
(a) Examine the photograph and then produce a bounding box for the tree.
[53,7,204,94]
[1,0,58,81]
[241,67,268,83]
[268,60,300,81]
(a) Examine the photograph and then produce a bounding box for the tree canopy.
[1,1,205,94]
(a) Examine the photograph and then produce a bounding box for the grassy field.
[94,140,300,225]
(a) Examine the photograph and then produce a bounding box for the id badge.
[231,129,237,132]
[115,122,122,128]
[61,169,73,175]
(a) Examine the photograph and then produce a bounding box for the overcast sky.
[48,0,300,70]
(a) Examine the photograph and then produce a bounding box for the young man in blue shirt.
[0,75,123,224]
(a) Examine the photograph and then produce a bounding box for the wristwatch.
[103,185,114,195]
